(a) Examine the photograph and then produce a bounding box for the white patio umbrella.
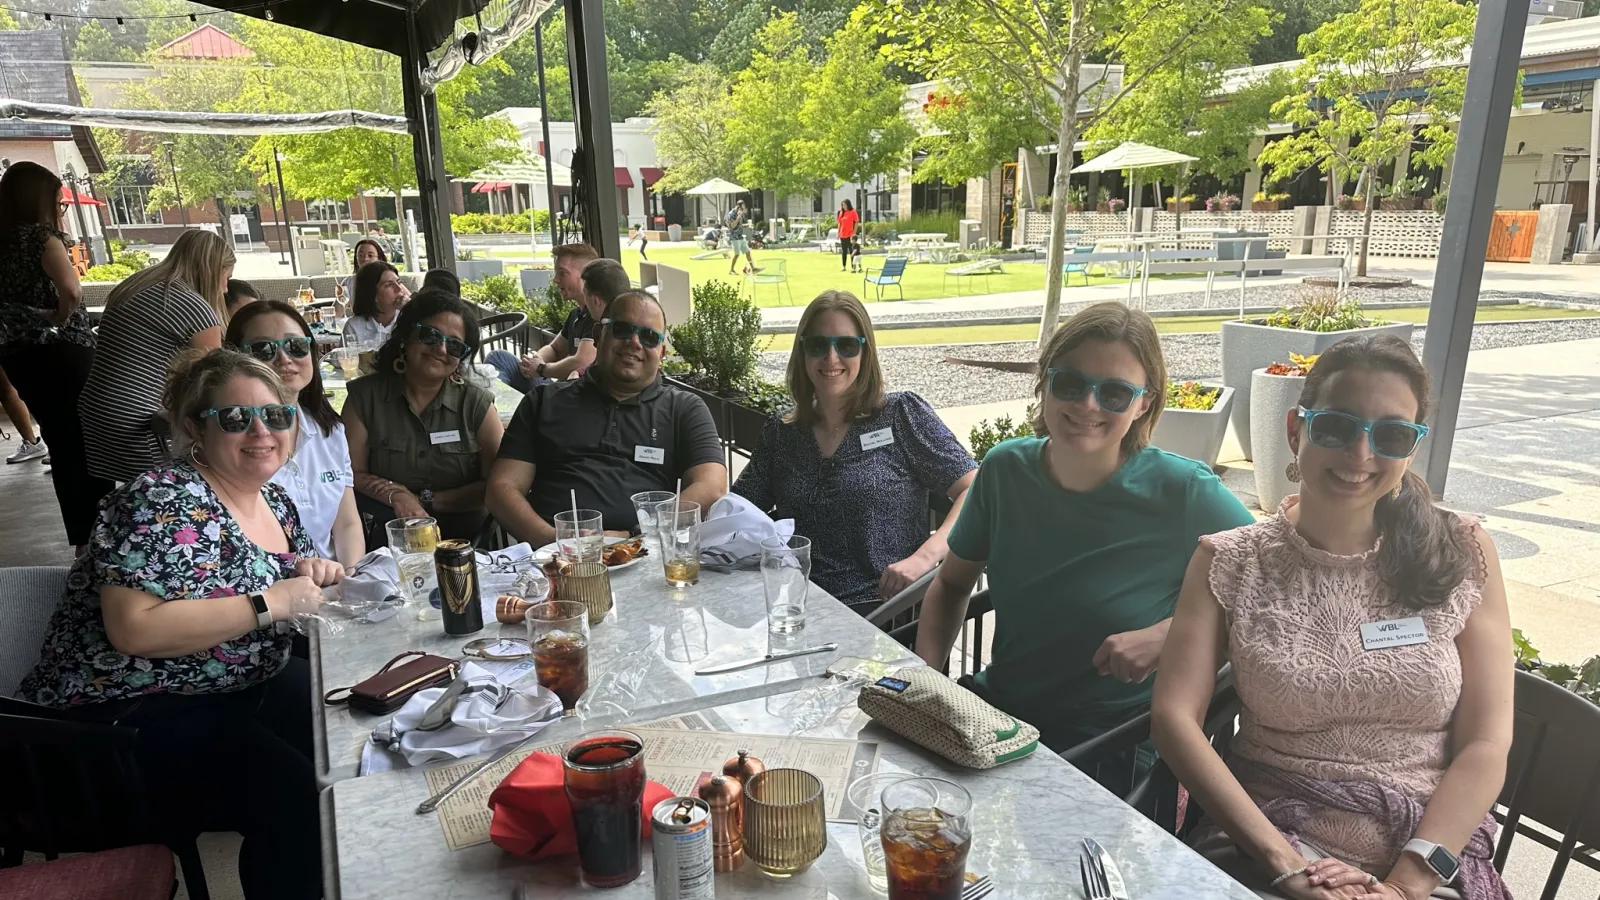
[467,159,573,254]
[684,177,747,222]
[1071,141,1198,217]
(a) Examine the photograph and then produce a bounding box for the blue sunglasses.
[1298,407,1429,459]
[801,335,867,359]
[1046,368,1147,413]
[199,404,297,433]
[601,318,665,349]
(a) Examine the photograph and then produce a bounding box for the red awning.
[471,181,510,193]
[614,167,634,188]
[640,167,664,186]
[60,187,105,207]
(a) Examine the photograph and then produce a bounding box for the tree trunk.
[1037,0,1087,347]
[1359,166,1376,278]
[1172,174,1184,233]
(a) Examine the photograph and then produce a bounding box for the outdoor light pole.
[61,165,95,266]
[161,141,188,227]
[535,21,560,246]
[272,147,299,277]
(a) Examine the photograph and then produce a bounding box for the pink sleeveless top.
[1204,496,1486,866]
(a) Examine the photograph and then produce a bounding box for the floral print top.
[0,224,96,350]
[20,461,313,707]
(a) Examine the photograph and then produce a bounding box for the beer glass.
[526,600,590,711]
[761,535,812,635]
[655,499,701,588]
[880,778,973,900]
[563,729,647,888]
[386,516,439,619]
[554,508,605,562]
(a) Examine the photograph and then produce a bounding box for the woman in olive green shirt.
[342,288,504,544]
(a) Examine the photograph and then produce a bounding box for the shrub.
[1511,629,1599,707]
[969,411,1035,461]
[377,218,399,234]
[1260,295,1383,333]
[113,249,151,271]
[739,376,791,416]
[461,273,523,311]
[83,263,134,282]
[1431,189,1448,215]
[1166,381,1221,411]
[669,280,763,392]
[1264,353,1319,377]
[1107,198,1127,213]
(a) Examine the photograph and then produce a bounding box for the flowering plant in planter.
[1264,353,1319,377]
[1335,193,1361,210]
[1260,295,1385,332]
[1108,198,1127,213]
[1166,380,1222,410]
[1206,193,1240,212]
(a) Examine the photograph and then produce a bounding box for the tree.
[0,10,19,28]
[1250,0,1360,64]
[646,64,743,196]
[1257,0,1475,276]
[876,0,1272,345]
[789,16,916,197]
[910,83,1049,187]
[709,0,857,72]
[118,64,260,221]
[73,20,137,62]
[727,12,822,201]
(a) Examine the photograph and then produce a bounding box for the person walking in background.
[726,199,755,275]
[80,228,233,487]
[836,199,860,273]
[0,365,47,463]
[626,224,649,260]
[0,161,113,550]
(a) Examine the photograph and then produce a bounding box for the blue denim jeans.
[485,349,538,393]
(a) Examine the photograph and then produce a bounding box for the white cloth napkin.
[362,662,562,774]
[700,493,795,567]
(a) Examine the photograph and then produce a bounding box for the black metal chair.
[872,587,995,678]
[1492,669,1600,900]
[476,311,530,363]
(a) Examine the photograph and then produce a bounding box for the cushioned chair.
[0,845,175,900]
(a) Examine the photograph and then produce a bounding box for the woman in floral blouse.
[21,349,342,900]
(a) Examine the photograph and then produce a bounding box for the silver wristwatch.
[1402,838,1460,883]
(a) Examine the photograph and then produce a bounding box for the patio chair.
[943,259,1004,296]
[863,256,909,302]
[475,311,530,362]
[746,258,794,305]
[1491,669,1600,899]
[1064,245,1095,286]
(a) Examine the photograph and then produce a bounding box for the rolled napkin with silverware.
[362,662,563,774]
[857,665,1040,769]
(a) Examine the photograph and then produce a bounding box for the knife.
[1085,838,1131,900]
[694,642,839,676]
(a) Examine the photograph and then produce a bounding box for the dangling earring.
[392,357,407,374]
[1285,458,1301,483]
[189,445,210,469]
[1391,481,1403,500]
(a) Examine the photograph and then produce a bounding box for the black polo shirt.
[499,371,724,527]
[559,307,594,349]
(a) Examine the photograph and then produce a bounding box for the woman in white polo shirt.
[225,300,365,567]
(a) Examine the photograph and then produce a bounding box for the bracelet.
[1269,866,1309,888]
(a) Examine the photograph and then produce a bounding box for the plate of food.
[535,536,650,571]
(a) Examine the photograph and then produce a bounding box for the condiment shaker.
[698,774,745,873]
[721,748,764,786]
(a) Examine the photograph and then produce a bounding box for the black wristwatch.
[247,592,272,629]
[535,361,547,377]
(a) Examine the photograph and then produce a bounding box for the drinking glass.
[847,773,912,895]
[554,509,605,563]
[332,347,360,381]
[880,778,973,900]
[629,490,675,554]
[386,516,439,620]
[761,535,812,635]
[562,729,647,888]
[526,600,590,711]
[556,560,614,624]
[743,768,826,877]
[655,500,701,588]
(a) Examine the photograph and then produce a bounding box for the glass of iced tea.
[654,499,701,588]
[562,729,647,888]
[525,600,589,711]
[880,778,973,900]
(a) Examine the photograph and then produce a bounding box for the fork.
[1080,846,1112,900]
[963,875,994,900]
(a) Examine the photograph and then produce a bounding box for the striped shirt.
[79,281,220,482]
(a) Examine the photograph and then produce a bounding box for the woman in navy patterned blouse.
[733,290,976,613]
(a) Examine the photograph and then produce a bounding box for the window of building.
[305,199,351,221]
[911,178,967,216]
[108,185,161,226]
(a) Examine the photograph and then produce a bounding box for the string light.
[115,17,126,33]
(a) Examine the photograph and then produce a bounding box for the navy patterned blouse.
[732,392,976,611]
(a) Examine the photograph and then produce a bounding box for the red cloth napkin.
[488,751,675,859]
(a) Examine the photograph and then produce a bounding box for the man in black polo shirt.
[487,290,727,546]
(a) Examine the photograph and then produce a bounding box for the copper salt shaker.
[722,749,765,786]
[698,774,744,873]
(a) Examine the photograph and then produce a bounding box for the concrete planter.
[1251,369,1306,513]
[1220,320,1415,459]
[1150,386,1235,469]
[456,258,505,283]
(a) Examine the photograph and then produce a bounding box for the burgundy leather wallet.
[323,650,459,715]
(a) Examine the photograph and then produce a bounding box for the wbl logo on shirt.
[319,471,342,484]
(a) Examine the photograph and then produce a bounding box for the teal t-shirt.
[947,437,1255,750]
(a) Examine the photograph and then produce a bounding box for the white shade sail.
[1070,142,1198,173]
[467,159,571,187]
[684,177,747,196]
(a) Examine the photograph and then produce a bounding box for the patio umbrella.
[467,159,573,254]
[684,178,747,222]
[1071,141,1198,221]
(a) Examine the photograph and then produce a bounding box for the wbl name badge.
[1360,616,1429,651]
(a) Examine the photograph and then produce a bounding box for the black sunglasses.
[601,318,665,349]
[413,323,472,359]
[241,336,313,362]
[801,335,866,359]
[1046,368,1147,414]
[199,404,297,433]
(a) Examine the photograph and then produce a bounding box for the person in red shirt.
[837,199,860,273]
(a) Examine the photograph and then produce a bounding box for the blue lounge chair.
[863,256,908,301]
[1064,245,1095,286]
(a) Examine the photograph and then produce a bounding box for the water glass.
[846,773,912,895]
[881,778,973,900]
[743,768,827,878]
[761,535,812,635]
[556,560,614,625]
[386,516,439,619]
[655,500,701,588]
[526,600,590,711]
[630,490,676,554]
[554,508,605,562]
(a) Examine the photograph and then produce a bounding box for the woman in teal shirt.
[914,302,1254,757]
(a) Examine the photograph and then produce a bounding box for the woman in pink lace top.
[1152,334,1515,900]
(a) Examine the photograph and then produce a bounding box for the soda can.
[434,538,483,636]
[650,796,715,900]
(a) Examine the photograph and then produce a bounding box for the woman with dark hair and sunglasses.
[732,290,975,613]
[226,300,364,567]
[1153,334,1513,900]
[343,288,503,544]
[342,260,409,346]
[338,238,388,304]
[914,302,1254,768]
[20,348,340,900]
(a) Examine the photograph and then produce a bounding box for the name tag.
[429,429,462,445]
[1360,616,1429,651]
[634,445,665,464]
[860,427,895,451]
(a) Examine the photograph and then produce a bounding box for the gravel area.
[771,316,1600,410]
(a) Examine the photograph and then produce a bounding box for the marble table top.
[328,694,1257,900]
[310,556,919,784]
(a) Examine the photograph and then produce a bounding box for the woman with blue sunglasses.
[733,290,976,613]
[912,302,1254,771]
[1155,334,1512,900]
